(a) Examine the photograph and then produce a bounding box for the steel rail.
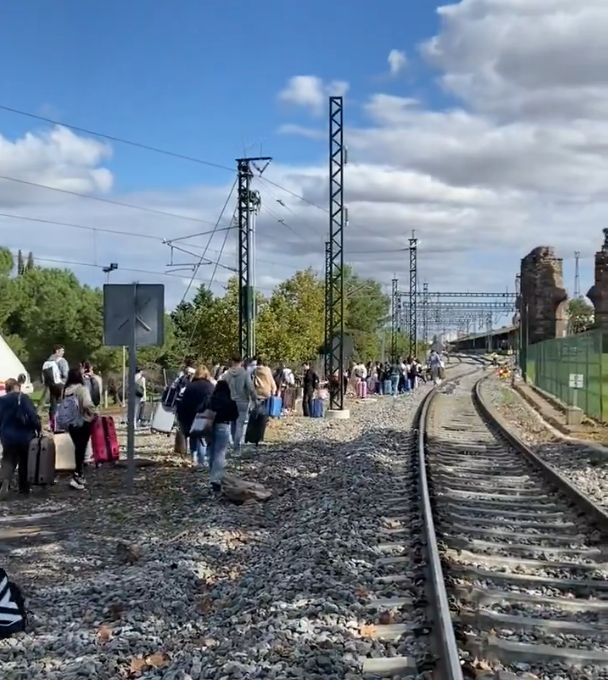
[415,365,478,680]
[474,376,608,534]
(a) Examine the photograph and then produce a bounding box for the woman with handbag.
[0,378,41,497]
[205,380,238,493]
[177,366,214,469]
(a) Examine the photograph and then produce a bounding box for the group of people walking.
[0,344,103,496]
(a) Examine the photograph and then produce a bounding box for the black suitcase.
[245,409,268,445]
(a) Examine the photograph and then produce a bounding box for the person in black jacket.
[176,366,214,468]
[302,362,319,417]
[207,380,238,493]
[0,378,41,497]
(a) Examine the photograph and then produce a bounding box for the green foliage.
[0,249,402,380]
[568,298,594,334]
[0,247,13,277]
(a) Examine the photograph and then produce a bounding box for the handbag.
[190,409,215,435]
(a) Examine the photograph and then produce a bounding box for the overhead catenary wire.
[0,103,327,216]
[180,178,237,304]
[0,174,234,228]
[26,254,226,282]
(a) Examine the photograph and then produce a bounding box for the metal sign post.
[104,283,164,490]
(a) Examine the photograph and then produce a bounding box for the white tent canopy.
[0,334,33,394]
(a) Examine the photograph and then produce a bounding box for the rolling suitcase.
[27,436,56,485]
[311,398,324,418]
[282,387,296,411]
[91,416,120,465]
[151,403,175,434]
[245,408,268,445]
[356,380,367,399]
[54,433,93,470]
[267,396,282,418]
[139,401,155,425]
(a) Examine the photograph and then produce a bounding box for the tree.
[257,269,325,365]
[26,251,34,271]
[343,267,390,361]
[0,247,13,277]
[568,298,594,334]
[17,250,24,275]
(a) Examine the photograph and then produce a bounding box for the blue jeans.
[189,435,207,466]
[230,400,249,451]
[208,423,230,484]
[391,375,399,395]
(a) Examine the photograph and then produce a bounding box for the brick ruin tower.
[587,228,608,331]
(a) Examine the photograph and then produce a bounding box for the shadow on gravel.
[0,412,424,678]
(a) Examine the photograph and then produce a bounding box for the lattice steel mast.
[391,278,399,364]
[324,240,331,380]
[328,96,345,410]
[409,232,418,357]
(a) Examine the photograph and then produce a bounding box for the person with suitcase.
[0,378,41,497]
[222,356,256,454]
[302,362,319,417]
[57,368,96,491]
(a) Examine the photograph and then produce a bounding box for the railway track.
[423,367,608,680]
[358,358,476,679]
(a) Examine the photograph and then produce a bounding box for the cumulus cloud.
[5,0,608,313]
[278,75,349,115]
[0,126,112,203]
[387,49,408,76]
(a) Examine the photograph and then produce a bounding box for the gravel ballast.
[0,390,430,680]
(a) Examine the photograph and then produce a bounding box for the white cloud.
[5,0,608,313]
[278,75,349,115]
[387,49,408,76]
[0,126,112,202]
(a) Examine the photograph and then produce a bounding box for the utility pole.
[574,250,581,298]
[328,96,346,412]
[409,232,418,357]
[236,156,271,360]
[391,278,399,364]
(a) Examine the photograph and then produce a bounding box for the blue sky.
[0,0,604,322]
[0,0,441,191]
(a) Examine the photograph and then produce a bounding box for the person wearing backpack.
[0,378,41,498]
[57,368,95,491]
[82,362,102,408]
[41,344,69,431]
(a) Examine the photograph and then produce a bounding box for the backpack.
[41,360,61,387]
[55,394,82,431]
[84,376,101,407]
[0,568,26,638]
[162,374,189,409]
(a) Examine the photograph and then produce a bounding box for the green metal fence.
[526,329,606,421]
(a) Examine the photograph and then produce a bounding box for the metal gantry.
[409,233,418,357]
[328,96,345,411]
[236,155,271,360]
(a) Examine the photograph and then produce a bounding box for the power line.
[0,174,233,228]
[180,178,237,303]
[0,103,328,216]
[0,104,234,173]
[26,254,220,282]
